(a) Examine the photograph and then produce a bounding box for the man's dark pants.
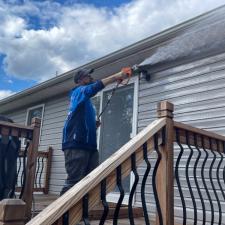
[60,149,99,196]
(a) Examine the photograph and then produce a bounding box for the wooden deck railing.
[26,101,225,225]
[0,118,41,222]
[26,101,173,225]
[16,147,53,195]
[174,121,225,225]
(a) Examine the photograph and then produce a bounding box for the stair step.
[89,203,143,220]
[31,194,143,220]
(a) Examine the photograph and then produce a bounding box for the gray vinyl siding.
[136,52,225,224]
[6,95,69,194]
[7,108,27,124]
[38,95,69,194]
[4,49,225,223]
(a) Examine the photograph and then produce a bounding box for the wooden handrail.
[174,121,225,152]
[0,120,34,131]
[174,121,225,142]
[0,120,33,138]
[16,147,53,194]
[27,118,166,225]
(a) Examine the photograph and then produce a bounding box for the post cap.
[157,101,174,118]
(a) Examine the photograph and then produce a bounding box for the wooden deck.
[91,218,146,225]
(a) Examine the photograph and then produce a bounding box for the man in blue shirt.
[61,67,131,195]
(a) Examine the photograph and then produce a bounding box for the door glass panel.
[91,95,101,147]
[27,106,43,125]
[99,84,134,192]
[91,96,101,117]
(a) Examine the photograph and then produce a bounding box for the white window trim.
[24,104,45,146]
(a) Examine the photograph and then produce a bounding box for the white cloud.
[0,90,16,100]
[0,0,224,82]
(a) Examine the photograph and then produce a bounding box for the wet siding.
[5,51,225,223]
[136,52,225,223]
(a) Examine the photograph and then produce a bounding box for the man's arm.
[82,67,132,98]
[101,67,132,86]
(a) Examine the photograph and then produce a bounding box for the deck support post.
[0,199,26,225]
[156,101,174,225]
[22,118,41,220]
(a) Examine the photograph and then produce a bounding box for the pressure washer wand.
[97,67,132,122]
[97,65,150,123]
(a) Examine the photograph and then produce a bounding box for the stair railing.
[27,101,174,225]
[174,120,225,225]
[0,118,41,221]
[27,100,225,225]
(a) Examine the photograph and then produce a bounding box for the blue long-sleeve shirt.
[62,80,104,151]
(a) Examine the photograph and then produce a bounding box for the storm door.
[94,79,137,202]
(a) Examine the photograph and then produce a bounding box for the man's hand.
[101,67,132,86]
[121,67,132,77]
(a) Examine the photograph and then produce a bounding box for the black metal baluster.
[216,140,225,223]
[128,153,139,225]
[17,154,22,188]
[152,133,163,225]
[62,211,69,225]
[39,157,45,188]
[20,150,25,187]
[9,136,21,199]
[185,131,197,224]
[223,142,225,197]
[193,133,205,224]
[113,165,125,225]
[175,128,186,225]
[83,194,90,225]
[99,179,109,225]
[201,136,214,224]
[4,129,12,198]
[35,156,41,188]
[209,138,221,225]
[19,132,30,199]
[141,142,151,225]
[15,131,22,195]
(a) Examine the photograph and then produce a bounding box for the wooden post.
[0,199,26,225]
[156,101,174,225]
[44,147,53,194]
[22,118,41,221]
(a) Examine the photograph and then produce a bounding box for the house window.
[24,105,44,146]
[26,105,44,126]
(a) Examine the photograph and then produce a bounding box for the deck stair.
[32,194,143,220]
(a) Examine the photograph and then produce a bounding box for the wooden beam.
[22,118,41,221]
[0,121,33,131]
[0,121,33,139]
[44,147,53,194]
[27,118,166,225]
[0,199,26,225]
[174,121,225,152]
[156,101,174,225]
[174,121,225,142]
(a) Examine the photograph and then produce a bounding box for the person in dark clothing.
[60,67,131,195]
[0,115,20,200]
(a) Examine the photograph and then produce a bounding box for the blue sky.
[0,0,224,99]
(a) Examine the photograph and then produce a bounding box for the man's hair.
[73,68,94,84]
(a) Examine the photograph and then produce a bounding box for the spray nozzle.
[132,65,151,81]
